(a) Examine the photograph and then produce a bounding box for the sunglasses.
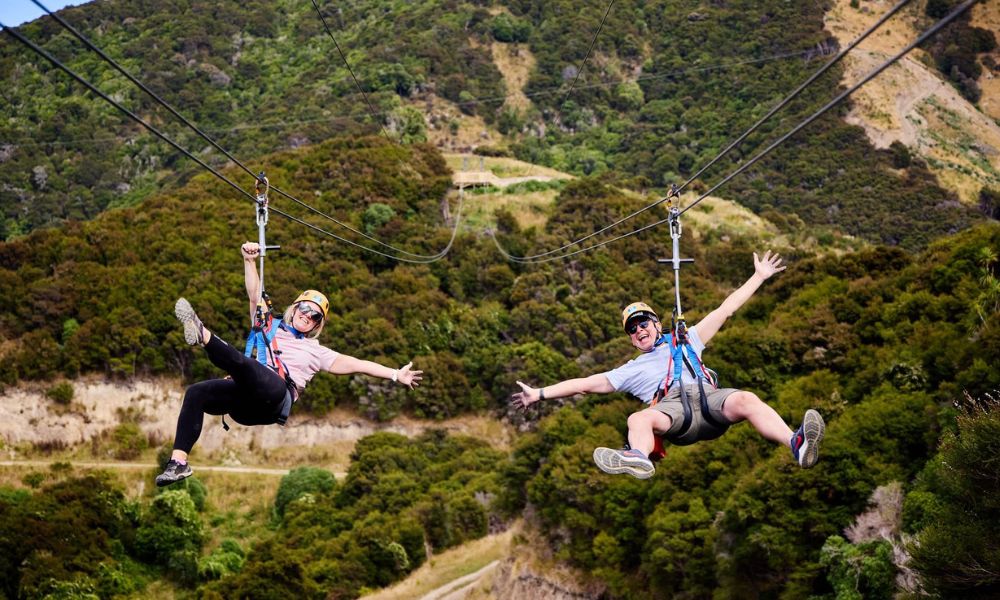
[297,303,324,323]
[626,319,654,335]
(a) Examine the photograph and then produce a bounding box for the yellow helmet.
[621,301,658,332]
[294,289,330,320]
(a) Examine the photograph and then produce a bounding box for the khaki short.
[648,383,737,446]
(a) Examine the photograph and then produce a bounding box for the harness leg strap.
[276,388,294,426]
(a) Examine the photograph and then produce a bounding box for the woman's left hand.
[397,361,423,389]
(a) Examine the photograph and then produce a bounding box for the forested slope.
[0,131,998,596]
[2,0,989,248]
[498,223,1000,598]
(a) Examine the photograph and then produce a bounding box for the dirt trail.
[0,459,326,477]
[418,561,500,600]
[824,0,1000,203]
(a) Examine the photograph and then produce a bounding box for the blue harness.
[652,332,726,442]
[240,318,303,428]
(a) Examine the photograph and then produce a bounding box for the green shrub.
[820,536,896,600]
[45,382,74,405]
[490,13,531,43]
[135,489,204,565]
[156,476,208,512]
[198,541,247,581]
[362,203,396,234]
[274,467,337,520]
[109,423,148,460]
[907,396,1000,597]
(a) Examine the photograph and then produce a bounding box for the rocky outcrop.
[488,554,605,600]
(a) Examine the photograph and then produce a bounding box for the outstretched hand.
[397,361,422,389]
[754,250,786,280]
[510,380,539,411]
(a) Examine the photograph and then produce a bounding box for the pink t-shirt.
[271,327,339,391]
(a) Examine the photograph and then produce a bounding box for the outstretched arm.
[328,354,423,389]
[241,242,261,322]
[695,250,786,345]
[510,374,615,410]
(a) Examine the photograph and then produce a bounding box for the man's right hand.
[510,380,539,411]
[241,242,260,261]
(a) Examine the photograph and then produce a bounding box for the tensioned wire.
[8,48,821,149]
[491,0,980,264]
[518,0,616,184]
[0,21,462,264]
[310,0,398,147]
[493,0,915,262]
[26,0,457,261]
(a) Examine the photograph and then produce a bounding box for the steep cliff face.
[487,557,605,600]
[0,378,512,463]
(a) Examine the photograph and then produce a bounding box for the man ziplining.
[510,250,825,479]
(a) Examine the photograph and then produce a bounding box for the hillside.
[825,0,1000,203]
[2,1,1000,598]
[1,0,990,248]
[0,126,998,597]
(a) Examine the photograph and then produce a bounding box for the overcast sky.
[2,1,96,27]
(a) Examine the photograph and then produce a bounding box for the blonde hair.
[283,304,325,339]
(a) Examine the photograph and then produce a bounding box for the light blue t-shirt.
[603,327,708,404]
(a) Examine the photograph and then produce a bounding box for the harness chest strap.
[244,316,292,380]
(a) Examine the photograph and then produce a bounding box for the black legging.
[172,334,289,453]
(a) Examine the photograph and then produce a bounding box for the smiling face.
[292,301,324,332]
[626,317,661,352]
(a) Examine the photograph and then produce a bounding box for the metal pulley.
[657,183,694,337]
[252,172,280,317]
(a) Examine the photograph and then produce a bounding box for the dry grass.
[971,2,1000,121]
[445,153,573,230]
[417,94,503,151]
[639,192,864,256]
[444,153,573,180]
[196,470,283,549]
[460,188,560,231]
[361,528,515,600]
[122,580,177,600]
[491,42,536,112]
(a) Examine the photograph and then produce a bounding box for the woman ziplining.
[510,249,825,480]
[156,240,423,487]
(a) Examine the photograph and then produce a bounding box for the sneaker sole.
[592,447,655,480]
[800,409,825,469]
[174,298,202,346]
[155,467,194,488]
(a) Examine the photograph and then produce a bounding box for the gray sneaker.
[593,447,655,479]
[155,459,193,487]
[790,409,825,468]
[174,298,206,346]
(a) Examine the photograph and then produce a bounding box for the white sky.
[2,1,96,28]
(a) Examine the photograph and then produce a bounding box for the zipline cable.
[311,0,398,146]
[520,0,616,182]
[0,21,457,264]
[496,0,914,262]
[10,47,820,149]
[563,0,617,104]
[492,0,979,264]
[28,0,456,261]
